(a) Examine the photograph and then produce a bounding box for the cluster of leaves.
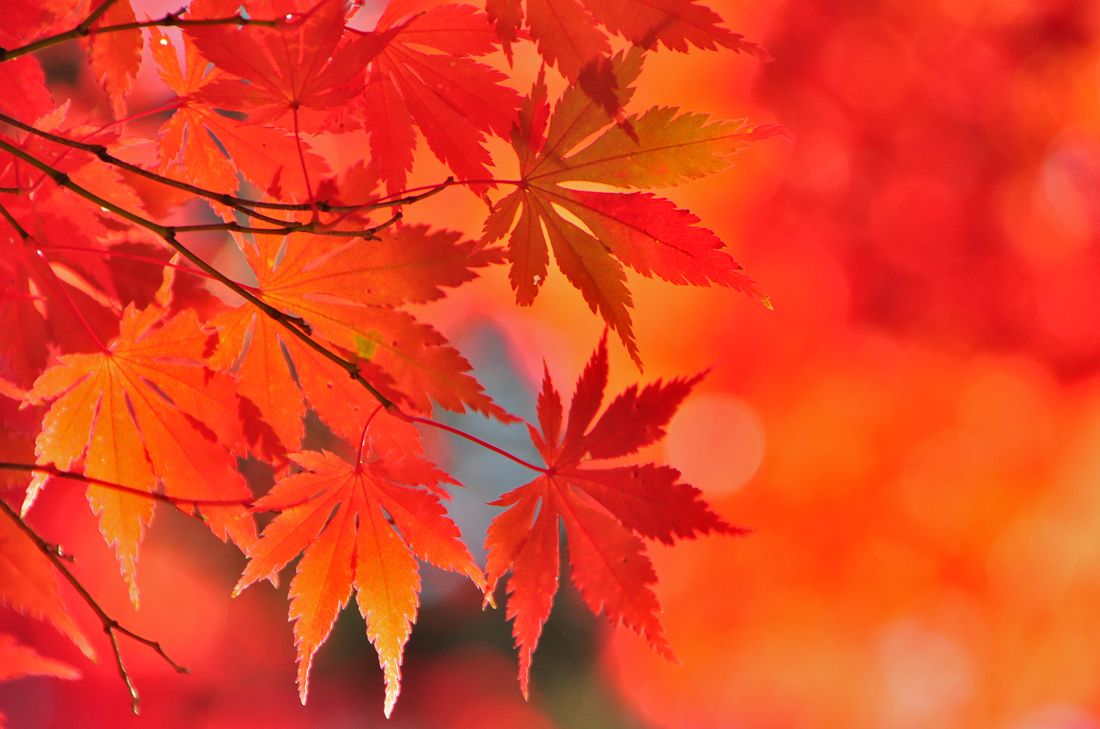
[0,0,776,718]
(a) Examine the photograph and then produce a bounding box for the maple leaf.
[484,334,743,695]
[487,0,767,117]
[1,57,53,124]
[0,502,95,661]
[483,50,780,363]
[151,16,331,204]
[186,0,396,134]
[209,227,512,458]
[0,126,157,386]
[0,634,79,728]
[0,633,80,683]
[235,412,485,716]
[360,0,521,195]
[0,241,120,388]
[25,303,257,605]
[82,0,143,118]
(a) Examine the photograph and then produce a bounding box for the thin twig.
[0,113,413,237]
[37,243,262,292]
[0,138,395,408]
[0,463,255,508]
[0,499,189,714]
[0,10,281,62]
[43,541,76,562]
[0,112,291,227]
[0,201,30,239]
[0,111,466,215]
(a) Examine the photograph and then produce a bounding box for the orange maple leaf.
[236,412,485,716]
[209,227,512,458]
[82,0,143,117]
[483,49,780,363]
[150,22,330,206]
[487,0,768,117]
[25,303,257,604]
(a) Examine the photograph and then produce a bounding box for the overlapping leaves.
[209,226,512,457]
[26,301,257,604]
[361,0,522,195]
[0,0,762,713]
[487,0,770,117]
[484,49,781,363]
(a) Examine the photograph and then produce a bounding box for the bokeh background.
[6,0,1100,727]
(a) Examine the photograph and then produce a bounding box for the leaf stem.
[0,498,189,714]
[0,462,255,508]
[0,113,494,215]
[0,203,111,351]
[401,414,547,473]
[33,249,110,352]
[291,107,318,221]
[356,405,385,467]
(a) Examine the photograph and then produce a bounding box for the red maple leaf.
[0,633,79,727]
[150,21,330,207]
[235,411,485,716]
[0,500,94,661]
[82,0,143,117]
[484,333,744,695]
[186,0,396,134]
[360,0,521,195]
[487,0,768,118]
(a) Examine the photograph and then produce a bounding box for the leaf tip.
[382,661,401,718]
[297,654,313,705]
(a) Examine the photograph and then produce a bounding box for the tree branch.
[0,112,455,217]
[0,201,29,239]
[0,111,293,228]
[0,10,281,63]
[0,498,188,714]
[0,137,395,408]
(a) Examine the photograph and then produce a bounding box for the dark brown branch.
[0,110,456,216]
[167,216,401,238]
[0,10,280,62]
[0,112,288,228]
[0,498,188,714]
[0,138,395,409]
[0,201,30,239]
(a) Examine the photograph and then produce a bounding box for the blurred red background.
[5,0,1100,727]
